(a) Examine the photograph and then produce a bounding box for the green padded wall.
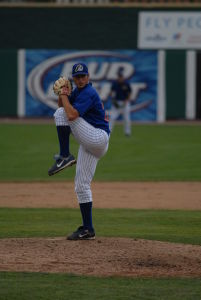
[0,50,17,116]
[166,51,186,119]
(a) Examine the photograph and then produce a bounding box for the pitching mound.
[1,237,201,277]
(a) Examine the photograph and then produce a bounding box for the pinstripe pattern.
[54,107,69,126]
[75,145,98,203]
[54,107,109,203]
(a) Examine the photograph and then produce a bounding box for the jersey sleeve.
[68,90,76,104]
[73,90,93,116]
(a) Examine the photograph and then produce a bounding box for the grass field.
[0,124,201,181]
[1,273,201,300]
[0,208,201,245]
[0,123,201,299]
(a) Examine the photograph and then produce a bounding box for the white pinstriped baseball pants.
[54,107,109,204]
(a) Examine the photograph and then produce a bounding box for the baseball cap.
[72,63,89,77]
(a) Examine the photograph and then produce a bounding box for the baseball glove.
[53,76,72,96]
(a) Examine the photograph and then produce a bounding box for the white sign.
[138,12,201,49]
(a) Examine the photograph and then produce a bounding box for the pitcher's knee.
[75,183,92,203]
[54,107,68,126]
[75,182,87,195]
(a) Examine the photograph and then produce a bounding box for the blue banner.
[25,50,158,120]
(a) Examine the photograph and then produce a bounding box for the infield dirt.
[1,182,201,210]
[1,237,201,277]
[0,181,201,277]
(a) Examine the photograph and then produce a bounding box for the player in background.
[48,63,110,240]
[109,68,132,136]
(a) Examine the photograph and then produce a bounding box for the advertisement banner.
[138,12,201,49]
[25,50,157,121]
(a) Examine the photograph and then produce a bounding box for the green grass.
[0,123,201,299]
[0,272,201,300]
[0,208,201,245]
[0,123,201,181]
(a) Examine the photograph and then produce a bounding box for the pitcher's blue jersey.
[69,83,110,135]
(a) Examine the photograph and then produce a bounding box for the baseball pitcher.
[48,63,110,240]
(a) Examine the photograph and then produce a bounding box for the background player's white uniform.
[110,100,131,136]
[109,72,132,136]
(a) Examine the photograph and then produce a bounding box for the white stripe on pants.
[54,107,109,204]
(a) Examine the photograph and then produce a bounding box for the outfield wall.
[0,6,200,120]
[0,50,18,116]
[0,49,199,121]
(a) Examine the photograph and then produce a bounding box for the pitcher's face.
[73,74,89,89]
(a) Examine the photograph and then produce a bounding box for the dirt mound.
[1,181,201,278]
[0,237,201,277]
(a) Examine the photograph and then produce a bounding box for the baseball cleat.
[48,154,76,176]
[67,226,95,240]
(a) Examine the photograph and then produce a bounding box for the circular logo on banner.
[27,50,154,118]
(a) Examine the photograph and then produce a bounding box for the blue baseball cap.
[72,63,89,77]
